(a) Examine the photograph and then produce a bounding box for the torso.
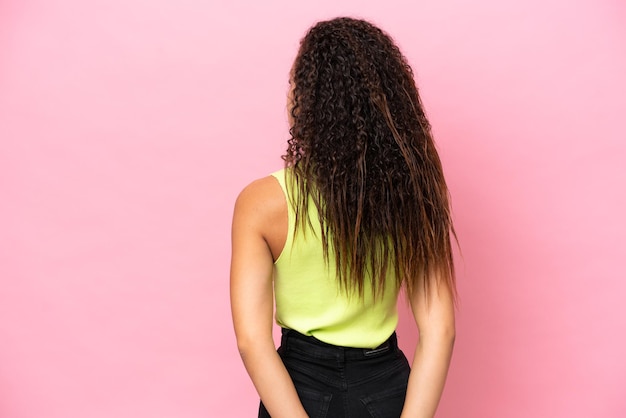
[267,168,401,348]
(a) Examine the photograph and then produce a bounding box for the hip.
[259,328,410,418]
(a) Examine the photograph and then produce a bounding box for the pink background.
[1,0,625,417]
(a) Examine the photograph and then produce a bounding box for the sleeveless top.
[271,168,400,349]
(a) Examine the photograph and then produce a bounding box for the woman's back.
[271,168,400,348]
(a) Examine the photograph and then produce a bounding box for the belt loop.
[280,328,290,351]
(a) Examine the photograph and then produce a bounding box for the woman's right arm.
[400,275,456,418]
[230,180,309,418]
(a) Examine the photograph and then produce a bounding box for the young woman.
[230,17,457,418]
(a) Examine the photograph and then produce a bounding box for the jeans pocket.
[360,384,407,418]
[297,388,332,418]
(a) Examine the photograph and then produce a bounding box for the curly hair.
[285,17,456,301]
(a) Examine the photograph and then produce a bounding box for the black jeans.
[259,328,410,418]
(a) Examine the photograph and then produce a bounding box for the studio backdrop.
[1,1,625,417]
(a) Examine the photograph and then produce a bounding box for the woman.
[231,17,456,418]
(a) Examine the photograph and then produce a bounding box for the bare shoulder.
[233,175,287,260]
[235,175,283,211]
[233,175,286,229]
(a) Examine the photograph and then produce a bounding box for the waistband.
[280,328,398,360]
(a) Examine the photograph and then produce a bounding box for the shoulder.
[233,174,285,230]
[235,175,284,211]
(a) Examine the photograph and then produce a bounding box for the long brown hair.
[285,17,456,302]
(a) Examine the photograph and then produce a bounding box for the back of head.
[285,17,456,301]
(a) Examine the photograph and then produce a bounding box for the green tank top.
[271,168,400,349]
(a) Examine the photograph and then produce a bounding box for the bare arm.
[400,278,456,418]
[230,179,308,418]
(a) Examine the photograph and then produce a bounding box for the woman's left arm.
[230,180,309,418]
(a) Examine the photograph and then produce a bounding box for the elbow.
[236,337,258,365]
[235,332,275,361]
[419,324,456,347]
[438,326,456,347]
[235,335,256,359]
[448,328,456,348]
[447,324,456,342]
